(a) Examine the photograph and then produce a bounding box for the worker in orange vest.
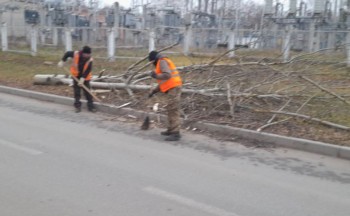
[148,50,182,141]
[58,46,96,113]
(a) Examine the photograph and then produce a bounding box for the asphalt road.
[1,92,350,216]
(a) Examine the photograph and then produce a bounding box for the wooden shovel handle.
[62,67,102,103]
[71,75,102,103]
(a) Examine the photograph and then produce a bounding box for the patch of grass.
[0,52,55,80]
[0,51,133,79]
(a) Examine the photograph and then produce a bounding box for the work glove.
[149,71,157,79]
[148,92,154,98]
[57,60,65,68]
[148,88,158,98]
[78,77,85,87]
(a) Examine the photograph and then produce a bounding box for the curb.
[191,122,350,160]
[1,85,350,160]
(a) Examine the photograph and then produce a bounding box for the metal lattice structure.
[1,0,350,62]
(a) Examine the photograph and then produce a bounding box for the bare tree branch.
[254,109,350,131]
[226,82,235,119]
[300,75,350,106]
[124,40,181,77]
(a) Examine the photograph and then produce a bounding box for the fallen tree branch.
[208,40,259,65]
[98,69,106,78]
[124,39,181,77]
[226,83,235,119]
[43,78,288,99]
[256,118,290,132]
[257,93,320,132]
[285,43,350,64]
[299,75,350,106]
[176,45,347,73]
[125,62,152,84]
[132,76,151,84]
[267,99,291,124]
[254,109,350,131]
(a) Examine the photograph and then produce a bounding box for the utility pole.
[333,0,338,22]
[0,7,3,24]
[114,2,119,37]
[230,0,241,57]
[1,22,8,51]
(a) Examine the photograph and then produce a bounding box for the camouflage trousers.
[165,87,182,133]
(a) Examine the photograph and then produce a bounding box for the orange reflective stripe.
[70,51,80,77]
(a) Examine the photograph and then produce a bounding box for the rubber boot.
[160,130,172,136]
[88,107,97,113]
[75,107,81,113]
[165,132,181,141]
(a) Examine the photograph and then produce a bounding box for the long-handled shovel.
[62,67,101,103]
[71,75,102,103]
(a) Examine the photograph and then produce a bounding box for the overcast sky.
[101,0,130,8]
[101,0,266,9]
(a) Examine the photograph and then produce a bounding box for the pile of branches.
[34,43,350,137]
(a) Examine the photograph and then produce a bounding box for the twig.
[257,118,290,132]
[120,78,135,99]
[268,99,291,124]
[296,93,318,113]
[113,102,132,109]
[132,76,151,84]
[208,47,239,66]
[226,82,234,119]
[98,69,106,78]
[300,75,350,106]
[258,92,320,131]
[285,43,350,64]
[124,40,181,77]
[254,109,350,131]
[125,62,152,84]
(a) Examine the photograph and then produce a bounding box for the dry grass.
[1,49,350,146]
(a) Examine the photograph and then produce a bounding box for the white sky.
[101,0,131,8]
[100,1,342,12]
[101,0,266,9]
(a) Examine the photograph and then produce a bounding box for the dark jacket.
[62,51,92,79]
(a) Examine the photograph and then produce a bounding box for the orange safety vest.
[70,51,93,80]
[155,58,182,93]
